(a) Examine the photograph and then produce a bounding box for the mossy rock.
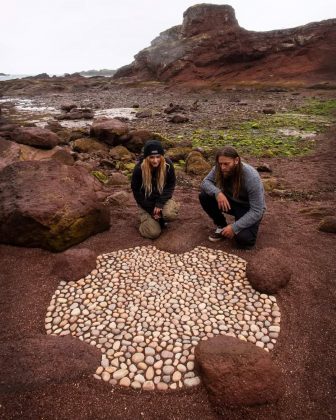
[166,147,193,162]
[186,151,211,176]
[109,145,134,162]
[73,138,109,154]
[262,177,280,192]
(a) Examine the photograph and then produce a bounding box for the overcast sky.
[1,0,335,75]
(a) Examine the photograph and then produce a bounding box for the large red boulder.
[246,247,291,294]
[0,160,110,251]
[195,335,283,408]
[0,137,21,170]
[90,118,129,146]
[11,126,62,149]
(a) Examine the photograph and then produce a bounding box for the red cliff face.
[114,4,336,86]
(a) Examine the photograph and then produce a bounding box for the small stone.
[101,371,111,382]
[134,374,145,384]
[161,350,174,359]
[163,365,174,375]
[132,353,145,363]
[184,377,201,387]
[113,369,128,380]
[131,381,142,390]
[172,371,182,382]
[143,381,155,391]
[145,367,155,380]
[119,377,131,387]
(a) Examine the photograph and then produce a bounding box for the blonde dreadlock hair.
[215,146,243,198]
[141,155,168,197]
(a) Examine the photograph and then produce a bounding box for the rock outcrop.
[114,4,336,86]
[0,160,110,252]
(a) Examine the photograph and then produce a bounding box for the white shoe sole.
[208,236,224,242]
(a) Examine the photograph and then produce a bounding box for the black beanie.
[143,140,164,158]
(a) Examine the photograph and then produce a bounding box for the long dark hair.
[215,146,243,198]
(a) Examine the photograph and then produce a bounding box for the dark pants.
[199,191,261,248]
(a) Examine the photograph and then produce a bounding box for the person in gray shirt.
[199,146,266,248]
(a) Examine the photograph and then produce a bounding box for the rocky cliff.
[114,4,336,86]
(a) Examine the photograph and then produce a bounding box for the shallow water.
[278,128,316,139]
[0,97,137,128]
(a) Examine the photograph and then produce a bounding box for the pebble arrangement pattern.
[45,246,281,391]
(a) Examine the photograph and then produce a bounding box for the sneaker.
[208,226,225,242]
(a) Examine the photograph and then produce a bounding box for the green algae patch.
[92,171,109,184]
[192,101,334,157]
[298,99,336,116]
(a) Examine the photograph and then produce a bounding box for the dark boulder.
[126,130,162,153]
[168,114,189,123]
[318,216,336,233]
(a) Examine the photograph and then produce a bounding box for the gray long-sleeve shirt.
[200,162,266,234]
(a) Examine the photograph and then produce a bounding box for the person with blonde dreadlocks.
[131,140,179,239]
[199,146,266,248]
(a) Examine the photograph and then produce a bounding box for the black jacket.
[131,157,176,213]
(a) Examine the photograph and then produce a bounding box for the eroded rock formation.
[114,4,336,85]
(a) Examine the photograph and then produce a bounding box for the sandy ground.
[0,87,335,419]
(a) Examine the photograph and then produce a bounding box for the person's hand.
[216,192,231,212]
[153,207,162,220]
[221,225,235,239]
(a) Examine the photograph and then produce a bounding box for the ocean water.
[0,74,33,81]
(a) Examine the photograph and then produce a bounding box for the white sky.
[1,0,335,75]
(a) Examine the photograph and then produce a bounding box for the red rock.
[0,160,110,251]
[0,137,21,171]
[195,335,283,408]
[114,4,336,86]
[0,335,100,391]
[126,130,162,153]
[11,126,61,149]
[51,248,97,281]
[90,118,129,146]
[246,247,291,294]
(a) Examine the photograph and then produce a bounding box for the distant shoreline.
[0,71,116,81]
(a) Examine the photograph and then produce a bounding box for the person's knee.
[199,191,208,205]
[162,199,180,221]
[235,229,257,248]
[139,219,161,239]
